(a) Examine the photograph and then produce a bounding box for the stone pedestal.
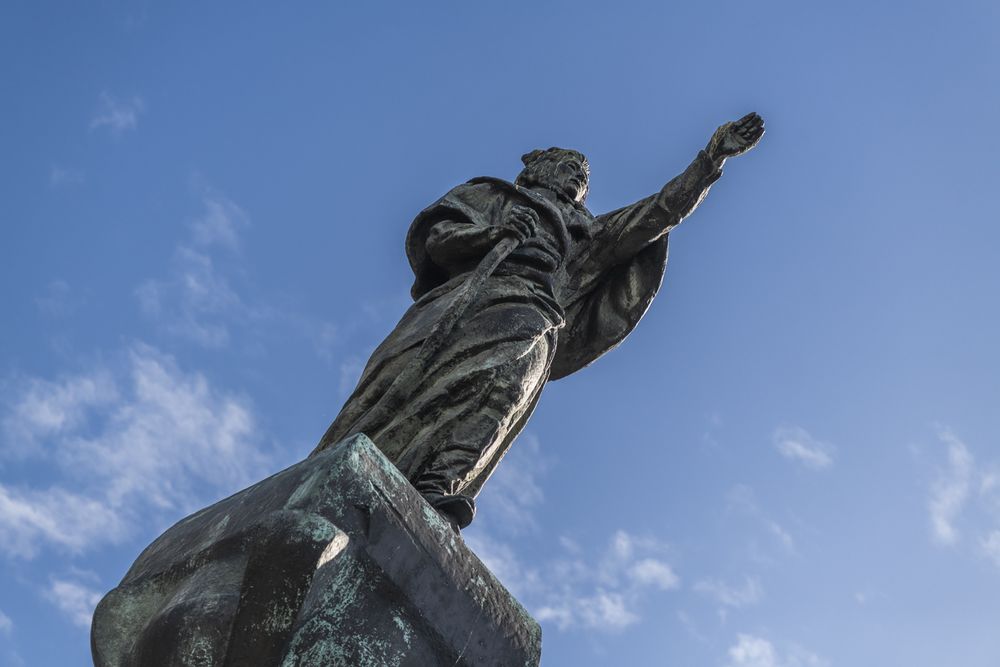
[92,434,541,666]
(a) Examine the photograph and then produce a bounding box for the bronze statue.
[93,115,766,666]
[314,113,765,529]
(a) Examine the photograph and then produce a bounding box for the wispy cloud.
[131,186,398,366]
[90,92,144,136]
[189,193,247,251]
[0,344,273,559]
[136,191,254,347]
[928,428,974,545]
[472,434,547,536]
[0,486,128,559]
[695,576,763,620]
[0,608,11,634]
[530,528,681,632]
[727,484,797,556]
[467,528,679,633]
[45,578,103,629]
[2,370,118,459]
[465,436,680,632]
[337,354,365,396]
[981,531,1000,568]
[922,428,1000,571]
[725,633,827,667]
[630,557,681,590]
[772,425,834,470]
[35,280,87,318]
[49,166,85,188]
[727,634,778,667]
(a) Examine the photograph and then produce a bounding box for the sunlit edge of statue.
[313,113,765,530]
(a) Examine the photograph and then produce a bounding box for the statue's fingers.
[742,122,763,140]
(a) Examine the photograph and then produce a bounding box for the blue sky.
[2,1,999,665]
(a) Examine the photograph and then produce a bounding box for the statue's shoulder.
[466,176,517,191]
[437,177,517,206]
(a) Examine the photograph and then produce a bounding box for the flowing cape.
[405,177,670,382]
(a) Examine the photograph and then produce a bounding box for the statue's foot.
[421,492,476,531]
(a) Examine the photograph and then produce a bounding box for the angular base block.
[92,434,541,666]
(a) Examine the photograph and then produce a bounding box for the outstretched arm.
[594,113,764,265]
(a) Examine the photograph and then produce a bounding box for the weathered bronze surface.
[315,114,764,528]
[92,435,542,666]
[92,117,764,665]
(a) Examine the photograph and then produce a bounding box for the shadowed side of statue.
[314,113,765,529]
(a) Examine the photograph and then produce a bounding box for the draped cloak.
[314,152,722,497]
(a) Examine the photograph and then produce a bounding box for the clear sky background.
[2,1,999,665]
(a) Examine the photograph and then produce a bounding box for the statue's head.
[515,147,590,205]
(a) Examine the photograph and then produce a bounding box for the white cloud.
[981,531,1000,568]
[539,591,638,631]
[695,576,763,616]
[928,429,973,545]
[45,578,103,628]
[136,247,244,346]
[90,92,144,135]
[629,558,680,591]
[136,191,254,347]
[467,527,679,633]
[189,192,248,251]
[726,634,827,667]
[0,608,11,634]
[464,532,540,596]
[0,344,272,559]
[471,434,547,536]
[0,486,127,559]
[772,425,834,470]
[922,428,1000,569]
[2,370,118,459]
[728,634,778,667]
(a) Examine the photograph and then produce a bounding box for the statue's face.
[517,149,590,204]
[550,154,590,203]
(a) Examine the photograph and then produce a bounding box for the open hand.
[707,112,765,162]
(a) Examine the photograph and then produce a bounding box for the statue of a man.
[314,113,764,529]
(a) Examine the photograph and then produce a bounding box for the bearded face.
[515,148,590,204]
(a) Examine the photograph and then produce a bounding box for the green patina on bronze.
[92,434,542,666]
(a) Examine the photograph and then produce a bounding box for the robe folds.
[314,151,723,497]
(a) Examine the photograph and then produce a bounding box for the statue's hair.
[519,147,590,177]
[516,147,590,205]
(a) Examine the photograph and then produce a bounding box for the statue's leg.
[414,336,550,528]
